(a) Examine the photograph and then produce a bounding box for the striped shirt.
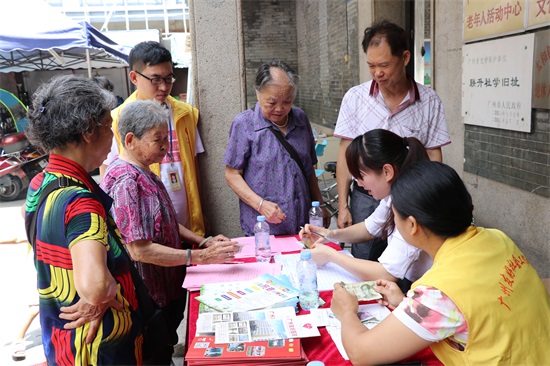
[334,77,451,148]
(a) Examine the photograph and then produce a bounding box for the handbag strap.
[27,176,158,318]
[268,127,311,193]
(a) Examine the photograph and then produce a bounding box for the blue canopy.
[0,0,131,73]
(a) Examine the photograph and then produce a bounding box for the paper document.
[196,306,319,343]
[274,250,362,291]
[182,262,282,291]
[233,236,303,258]
[323,303,391,360]
[214,313,319,343]
[195,273,300,313]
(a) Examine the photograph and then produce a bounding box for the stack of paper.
[309,304,391,360]
[274,250,362,291]
[182,262,282,291]
[232,236,304,259]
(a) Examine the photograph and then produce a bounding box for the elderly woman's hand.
[195,240,238,264]
[202,234,231,248]
[60,298,123,343]
[260,200,287,224]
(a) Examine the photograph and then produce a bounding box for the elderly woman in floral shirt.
[101,99,238,365]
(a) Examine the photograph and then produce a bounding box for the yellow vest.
[111,92,205,236]
[413,226,550,365]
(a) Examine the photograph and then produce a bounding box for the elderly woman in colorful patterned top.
[101,99,238,365]
[224,60,330,236]
[24,75,142,365]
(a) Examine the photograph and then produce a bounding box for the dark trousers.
[349,186,388,261]
[149,295,186,366]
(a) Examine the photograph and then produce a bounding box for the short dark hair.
[345,129,429,182]
[254,60,299,97]
[361,19,408,56]
[129,41,173,72]
[391,161,474,238]
[26,75,116,151]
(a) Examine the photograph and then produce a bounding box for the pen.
[299,226,339,244]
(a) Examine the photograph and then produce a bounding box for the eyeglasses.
[134,70,176,85]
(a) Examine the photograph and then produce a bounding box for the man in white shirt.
[334,20,451,261]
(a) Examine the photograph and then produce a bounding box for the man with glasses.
[100,41,207,239]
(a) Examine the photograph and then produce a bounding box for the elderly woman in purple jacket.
[224,60,330,236]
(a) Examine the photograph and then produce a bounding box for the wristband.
[257,198,265,211]
[198,236,213,248]
[186,248,192,267]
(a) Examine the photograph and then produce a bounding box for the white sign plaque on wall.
[462,33,534,132]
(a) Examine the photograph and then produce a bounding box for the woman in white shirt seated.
[300,128,432,289]
[331,161,550,365]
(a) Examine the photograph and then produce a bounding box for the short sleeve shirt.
[101,158,185,307]
[223,103,317,236]
[365,196,433,281]
[393,286,469,350]
[24,154,142,366]
[334,78,451,148]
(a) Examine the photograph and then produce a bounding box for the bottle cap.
[312,201,320,207]
[306,361,325,366]
[256,215,266,222]
[300,249,312,260]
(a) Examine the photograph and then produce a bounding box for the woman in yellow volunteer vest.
[331,161,550,365]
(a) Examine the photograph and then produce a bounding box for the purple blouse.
[100,158,186,308]
[224,103,317,236]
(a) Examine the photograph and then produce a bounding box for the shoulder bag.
[27,176,173,365]
[268,127,311,195]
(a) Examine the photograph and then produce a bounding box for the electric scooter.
[0,132,48,201]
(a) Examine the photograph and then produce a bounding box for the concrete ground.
[0,194,187,366]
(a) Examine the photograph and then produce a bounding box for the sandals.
[11,340,26,361]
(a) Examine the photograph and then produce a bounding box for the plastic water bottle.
[296,249,319,310]
[254,215,271,262]
[309,201,323,228]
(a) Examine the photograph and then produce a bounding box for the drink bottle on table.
[309,201,323,228]
[254,215,271,262]
[297,249,319,310]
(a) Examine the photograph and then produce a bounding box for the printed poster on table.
[196,306,320,344]
[195,273,299,313]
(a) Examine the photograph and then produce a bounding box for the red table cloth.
[184,237,442,366]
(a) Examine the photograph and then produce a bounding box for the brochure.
[186,335,309,365]
[195,273,300,313]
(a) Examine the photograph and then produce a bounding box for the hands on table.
[198,239,242,264]
[298,224,340,265]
